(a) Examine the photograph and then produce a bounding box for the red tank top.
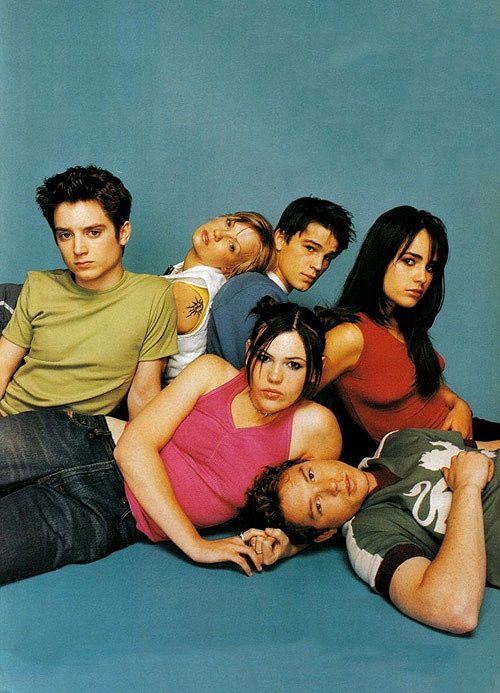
[335,314,449,442]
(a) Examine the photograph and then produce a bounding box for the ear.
[313,528,337,543]
[274,228,286,251]
[118,221,131,247]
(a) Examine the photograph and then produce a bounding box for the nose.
[267,361,283,384]
[310,255,323,273]
[73,234,88,256]
[413,263,428,285]
[213,227,230,243]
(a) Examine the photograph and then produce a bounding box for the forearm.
[396,485,486,633]
[127,360,164,419]
[114,442,205,559]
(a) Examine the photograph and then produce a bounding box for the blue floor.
[2,537,499,692]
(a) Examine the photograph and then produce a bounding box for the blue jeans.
[0,409,140,584]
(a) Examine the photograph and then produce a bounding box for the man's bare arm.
[127,358,165,419]
[388,450,494,634]
[0,336,28,403]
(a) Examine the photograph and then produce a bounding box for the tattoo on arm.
[186,296,204,319]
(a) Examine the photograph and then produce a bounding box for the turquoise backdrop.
[1,1,498,417]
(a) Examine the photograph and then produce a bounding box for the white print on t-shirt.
[404,478,451,534]
[403,440,460,534]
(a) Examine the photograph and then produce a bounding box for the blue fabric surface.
[2,538,498,692]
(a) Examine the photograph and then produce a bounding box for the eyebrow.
[55,224,106,232]
[301,238,322,248]
[400,251,423,260]
[301,466,315,520]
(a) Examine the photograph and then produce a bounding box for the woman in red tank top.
[316,206,498,461]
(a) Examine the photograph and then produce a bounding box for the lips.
[301,274,316,283]
[261,389,282,400]
[201,230,209,245]
[406,289,423,298]
[345,474,354,496]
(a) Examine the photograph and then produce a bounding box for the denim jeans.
[0,409,140,584]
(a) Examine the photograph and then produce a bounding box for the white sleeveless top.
[163,262,226,382]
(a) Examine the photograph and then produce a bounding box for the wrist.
[453,482,484,496]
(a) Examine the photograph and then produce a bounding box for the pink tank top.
[335,314,449,442]
[125,371,296,541]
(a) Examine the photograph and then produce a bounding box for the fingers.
[264,527,287,543]
[486,458,495,484]
[440,415,452,431]
[240,528,267,542]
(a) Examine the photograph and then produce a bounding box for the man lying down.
[240,428,499,634]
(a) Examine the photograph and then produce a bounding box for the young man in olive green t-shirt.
[0,165,177,418]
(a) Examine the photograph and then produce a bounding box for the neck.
[272,266,291,293]
[247,388,278,422]
[364,471,378,495]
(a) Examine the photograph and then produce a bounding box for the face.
[383,229,436,312]
[279,459,370,531]
[190,216,262,274]
[53,200,129,291]
[274,222,339,292]
[248,331,308,415]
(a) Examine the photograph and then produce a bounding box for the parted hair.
[245,296,325,400]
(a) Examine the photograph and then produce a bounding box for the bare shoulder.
[172,281,206,334]
[321,322,364,386]
[182,354,238,390]
[291,400,342,458]
[294,400,339,429]
[325,321,364,353]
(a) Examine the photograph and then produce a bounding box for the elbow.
[113,439,129,473]
[438,601,480,635]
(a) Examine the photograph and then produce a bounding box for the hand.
[242,527,297,565]
[440,397,473,438]
[442,451,494,492]
[191,536,262,576]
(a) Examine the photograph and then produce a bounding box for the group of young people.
[0,165,498,635]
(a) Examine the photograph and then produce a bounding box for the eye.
[315,497,322,514]
[402,257,415,266]
[57,232,71,241]
[308,469,315,481]
[229,242,236,252]
[287,360,303,371]
[225,217,232,228]
[426,262,436,273]
[305,245,316,253]
[87,229,101,237]
[256,351,271,363]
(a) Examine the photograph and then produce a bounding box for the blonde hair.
[224,211,275,278]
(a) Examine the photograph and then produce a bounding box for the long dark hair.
[246,296,325,401]
[317,206,449,396]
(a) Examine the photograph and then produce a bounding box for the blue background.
[1,0,498,417]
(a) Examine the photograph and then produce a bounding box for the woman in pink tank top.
[315,206,499,462]
[113,297,342,576]
[0,297,342,585]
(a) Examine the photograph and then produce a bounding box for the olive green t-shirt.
[0,270,177,415]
